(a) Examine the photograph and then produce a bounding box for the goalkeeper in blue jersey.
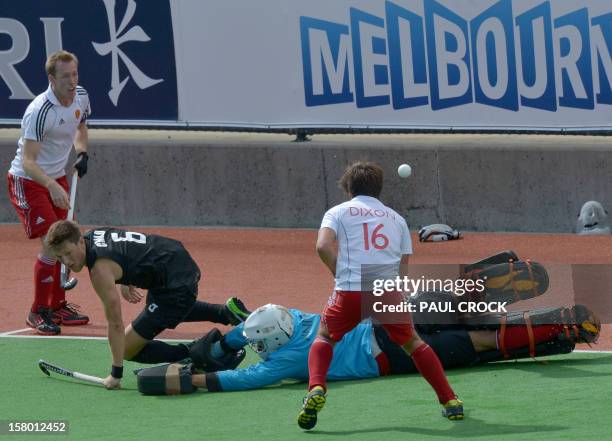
[135,298,598,395]
[196,305,399,392]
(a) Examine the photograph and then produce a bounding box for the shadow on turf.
[146,377,379,400]
[306,416,567,438]
[482,354,612,379]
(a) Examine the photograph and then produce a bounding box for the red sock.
[307,337,334,391]
[50,262,65,310]
[498,324,565,351]
[411,343,456,404]
[32,255,56,312]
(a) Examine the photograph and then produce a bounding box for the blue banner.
[300,0,612,115]
[0,0,177,120]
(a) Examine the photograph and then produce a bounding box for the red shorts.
[7,173,69,239]
[322,290,414,346]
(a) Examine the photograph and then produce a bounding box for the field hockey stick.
[60,171,78,290]
[38,359,105,385]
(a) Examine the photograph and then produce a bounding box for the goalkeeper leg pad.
[462,250,520,276]
[470,260,549,304]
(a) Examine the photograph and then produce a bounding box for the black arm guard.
[137,363,197,395]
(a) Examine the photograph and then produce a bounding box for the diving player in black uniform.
[45,220,251,389]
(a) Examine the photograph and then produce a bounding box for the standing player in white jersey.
[7,50,91,335]
[297,161,464,430]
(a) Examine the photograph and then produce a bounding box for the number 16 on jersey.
[362,223,389,250]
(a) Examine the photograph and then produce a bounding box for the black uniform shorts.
[131,253,201,340]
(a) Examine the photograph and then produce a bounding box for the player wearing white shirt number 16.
[297,161,464,430]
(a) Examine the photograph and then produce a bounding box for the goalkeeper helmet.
[243,304,294,359]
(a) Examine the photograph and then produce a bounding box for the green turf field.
[1,337,610,441]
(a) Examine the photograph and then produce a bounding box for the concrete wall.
[1,129,610,232]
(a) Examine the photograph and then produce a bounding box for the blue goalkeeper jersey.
[216,309,380,391]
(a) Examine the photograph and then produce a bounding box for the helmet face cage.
[248,339,268,355]
[243,304,294,360]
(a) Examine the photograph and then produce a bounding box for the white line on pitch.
[0,333,190,342]
[574,349,612,354]
[0,328,31,336]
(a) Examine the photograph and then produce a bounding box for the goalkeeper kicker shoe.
[225,297,251,325]
[442,398,464,420]
[297,386,326,430]
[572,305,600,343]
[27,308,60,335]
[557,305,601,344]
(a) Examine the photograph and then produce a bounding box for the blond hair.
[45,50,79,77]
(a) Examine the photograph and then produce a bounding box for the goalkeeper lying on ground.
[136,250,601,394]
[136,296,600,394]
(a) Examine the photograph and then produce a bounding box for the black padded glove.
[74,152,89,178]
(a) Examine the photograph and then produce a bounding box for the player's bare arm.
[72,122,89,178]
[316,227,337,276]
[120,285,144,304]
[74,122,88,155]
[22,139,69,209]
[90,258,125,390]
